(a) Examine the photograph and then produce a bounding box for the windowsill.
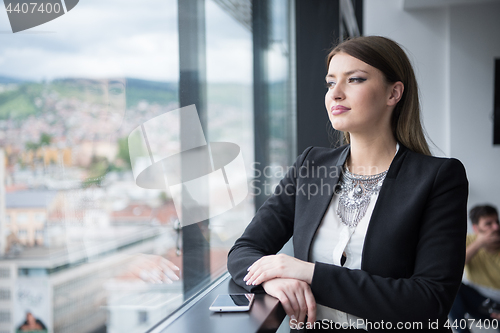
[148,272,286,333]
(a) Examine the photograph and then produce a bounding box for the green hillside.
[0,76,261,120]
[0,75,27,84]
[0,83,42,119]
[126,78,178,107]
[0,77,180,120]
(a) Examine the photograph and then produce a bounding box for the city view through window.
[0,0,294,333]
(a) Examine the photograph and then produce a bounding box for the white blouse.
[310,143,399,330]
[310,190,378,330]
[309,143,398,329]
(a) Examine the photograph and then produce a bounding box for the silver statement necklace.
[335,144,399,228]
[335,162,390,228]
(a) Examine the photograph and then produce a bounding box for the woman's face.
[325,52,400,137]
[83,78,126,134]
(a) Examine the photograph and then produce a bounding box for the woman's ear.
[388,81,404,106]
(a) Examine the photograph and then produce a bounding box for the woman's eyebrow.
[325,69,369,79]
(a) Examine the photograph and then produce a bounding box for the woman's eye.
[325,81,335,89]
[348,77,367,83]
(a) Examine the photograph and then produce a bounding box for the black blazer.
[228,144,468,331]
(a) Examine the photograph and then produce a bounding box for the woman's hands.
[245,255,317,326]
[244,253,315,286]
[491,312,500,320]
[123,253,180,284]
[262,278,317,326]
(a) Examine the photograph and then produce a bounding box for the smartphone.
[209,293,255,312]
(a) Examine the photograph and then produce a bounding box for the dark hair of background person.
[326,36,431,156]
[469,205,499,225]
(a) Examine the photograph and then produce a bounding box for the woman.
[227,36,468,331]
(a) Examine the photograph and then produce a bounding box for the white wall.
[448,4,500,207]
[364,0,500,210]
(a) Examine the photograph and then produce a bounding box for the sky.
[0,0,260,84]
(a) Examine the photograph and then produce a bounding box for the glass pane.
[205,0,254,278]
[0,1,187,333]
[0,0,295,331]
[268,0,295,171]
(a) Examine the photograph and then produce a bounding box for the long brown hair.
[327,36,431,156]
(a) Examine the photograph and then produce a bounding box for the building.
[0,226,172,333]
[5,190,59,247]
[111,202,177,226]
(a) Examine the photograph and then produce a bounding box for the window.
[0,0,324,330]
[18,268,48,277]
[0,269,10,279]
[138,311,148,325]
[17,213,28,224]
[35,213,46,223]
[0,289,10,301]
[0,1,271,332]
[0,311,9,323]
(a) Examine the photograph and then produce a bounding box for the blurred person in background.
[17,312,47,332]
[449,204,500,332]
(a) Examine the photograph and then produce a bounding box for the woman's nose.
[331,83,345,100]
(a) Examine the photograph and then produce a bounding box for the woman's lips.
[330,105,351,115]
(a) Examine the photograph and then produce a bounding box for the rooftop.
[5,189,58,208]
[0,225,164,269]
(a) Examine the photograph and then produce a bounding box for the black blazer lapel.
[361,144,409,273]
[293,145,350,262]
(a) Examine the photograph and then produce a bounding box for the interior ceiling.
[404,0,500,9]
[211,0,500,30]
[212,0,252,31]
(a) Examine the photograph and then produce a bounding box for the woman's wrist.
[303,262,315,284]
